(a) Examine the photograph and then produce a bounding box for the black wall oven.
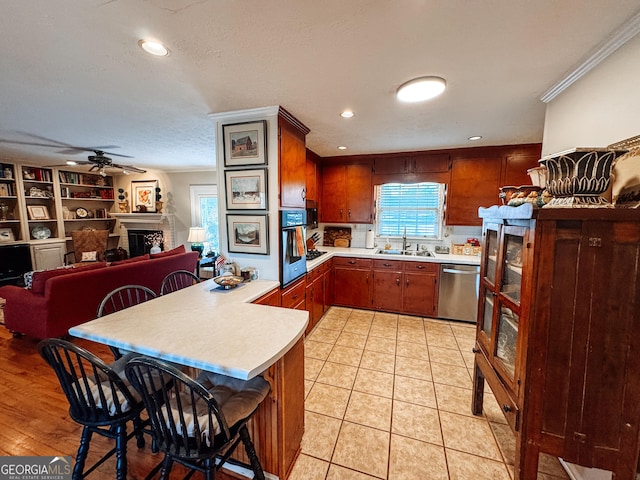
[280,210,307,287]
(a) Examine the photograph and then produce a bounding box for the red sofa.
[0,248,199,339]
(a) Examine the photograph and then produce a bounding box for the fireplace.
[111,213,175,257]
[128,230,165,257]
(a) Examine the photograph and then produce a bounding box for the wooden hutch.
[473,204,640,479]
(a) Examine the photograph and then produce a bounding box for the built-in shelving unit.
[0,162,21,242]
[58,170,116,239]
[21,165,59,241]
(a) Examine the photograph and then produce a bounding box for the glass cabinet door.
[481,289,494,339]
[484,228,499,285]
[501,233,523,304]
[496,304,518,376]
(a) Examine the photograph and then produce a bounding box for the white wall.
[542,33,640,198]
[113,168,217,250]
[542,34,640,155]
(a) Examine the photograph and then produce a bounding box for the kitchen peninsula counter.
[70,278,307,480]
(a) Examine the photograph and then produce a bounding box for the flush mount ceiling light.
[340,110,355,118]
[468,135,482,141]
[396,76,446,103]
[337,146,348,150]
[66,160,78,166]
[138,39,169,57]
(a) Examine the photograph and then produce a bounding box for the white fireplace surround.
[110,213,176,254]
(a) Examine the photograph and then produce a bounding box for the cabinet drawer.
[474,346,519,431]
[403,261,437,273]
[306,268,321,282]
[373,259,402,270]
[333,257,372,269]
[281,278,306,308]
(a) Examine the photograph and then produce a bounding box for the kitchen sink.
[376,249,434,257]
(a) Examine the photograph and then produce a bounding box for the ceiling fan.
[65,150,147,175]
[0,133,146,174]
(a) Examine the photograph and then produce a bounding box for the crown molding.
[540,9,640,103]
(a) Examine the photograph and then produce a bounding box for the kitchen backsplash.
[308,223,482,251]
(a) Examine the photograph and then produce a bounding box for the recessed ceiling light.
[138,39,169,57]
[66,161,77,166]
[340,110,355,118]
[396,76,446,103]
[468,135,482,141]
[337,146,348,150]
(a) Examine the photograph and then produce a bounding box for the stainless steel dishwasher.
[438,264,480,323]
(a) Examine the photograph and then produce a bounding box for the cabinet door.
[412,153,450,173]
[372,270,402,312]
[305,155,318,203]
[279,122,306,209]
[447,156,502,226]
[323,264,334,311]
[334,267,371,308]
[312,276,324,323]
[320,165,346,223]
[346,163,373,223]
[403,265,438,317]
[373,156,408,175]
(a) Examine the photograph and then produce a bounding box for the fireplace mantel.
[110,213,173,226]
[110,213,176,252]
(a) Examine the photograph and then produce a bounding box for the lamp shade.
[187,227,206,243]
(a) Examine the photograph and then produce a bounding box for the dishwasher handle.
[442,268,479,275]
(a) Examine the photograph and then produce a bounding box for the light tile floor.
[288,307,571,480]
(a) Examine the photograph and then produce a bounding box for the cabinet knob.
[416,265,425,269]
[502,404,512,413]
[472,348,479,354]
[301,188,306,200]
[396,277,400,286]
[348,209,351,217]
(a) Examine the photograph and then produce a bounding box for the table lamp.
[187,227,206,256]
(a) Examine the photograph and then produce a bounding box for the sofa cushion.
[31,262,107,295]
[150,245,186,259]
[111,254,150,266]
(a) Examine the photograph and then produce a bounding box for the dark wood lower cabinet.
[402,262,438,316]
[334,258,372,309]
[473,207,640,480]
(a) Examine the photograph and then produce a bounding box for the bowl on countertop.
[213,274,244,289]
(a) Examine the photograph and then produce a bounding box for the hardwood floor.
[0,326,240,480]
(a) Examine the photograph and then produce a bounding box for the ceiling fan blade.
[57,146,121,155]
[111,163,146,174]
[0,138,67,148]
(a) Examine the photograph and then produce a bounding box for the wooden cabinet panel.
[372,269,402,311]
[253,287,281,307]
[281,278,306,309]
[305,149,320,203]
[447,155,502,227]
[413,153,451,173]
[373,156,409,175]
[279,122,306,209]
[323,259,334,311]
[402,267,438,317]
[373,153,450,175]
[278,109,310,209]
[334,260,371,309]
[346,163,374,223]
[320,162,373,224]
[31,242,65,270]
[503,152,541,187]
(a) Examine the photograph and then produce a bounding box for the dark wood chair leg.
[73,427,92,479]
[158,456,173,480]
[114,424,128,480]
[240,424,265,480]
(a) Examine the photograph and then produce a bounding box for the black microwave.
[306,207,318,229]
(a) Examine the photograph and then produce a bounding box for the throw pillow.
[111,254,150,266]
[81,251,97,262]
[150,244,186,259]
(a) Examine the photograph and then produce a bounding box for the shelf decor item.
[131,180,158,212]
[225,168,267,210]
[27,205,50,220]
[226,214,269,255]
[222,120,268,167]
[539,148,628,207]
[155,187,163,213]
[0,227,15,242]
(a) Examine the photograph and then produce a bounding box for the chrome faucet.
[402,227,411,251]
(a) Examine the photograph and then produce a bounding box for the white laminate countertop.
[307,246,481,270]
[69,279,308,380]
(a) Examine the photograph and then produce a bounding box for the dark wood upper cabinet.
[305,149,321,204]
[373,153,450,175]
[278,108,310,209]
[320,161,373,224]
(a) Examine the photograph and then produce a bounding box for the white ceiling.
[0,1,639,172]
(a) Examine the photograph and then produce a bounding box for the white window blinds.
[376,182,445,239]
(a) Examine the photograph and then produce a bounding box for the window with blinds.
[375,182,445,239]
